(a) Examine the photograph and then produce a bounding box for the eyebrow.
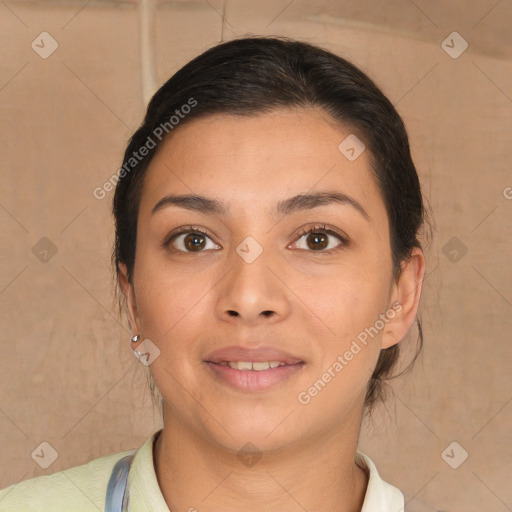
[151,191,370,222]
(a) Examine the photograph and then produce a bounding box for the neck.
[153,406,369,512]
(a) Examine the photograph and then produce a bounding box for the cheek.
[296,259,392,397]
[296,273,389,409]
[133,238,205,332]
[302,259,392,337]
[133,264,210,404]
[135,269,206,344]
[130,267,206,408]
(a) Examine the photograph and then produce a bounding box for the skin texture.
[119,108,425,512]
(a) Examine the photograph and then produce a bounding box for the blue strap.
[105,453,135,512]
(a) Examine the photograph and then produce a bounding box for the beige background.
[1,0,511,510]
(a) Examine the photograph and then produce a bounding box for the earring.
[131,334,140,343]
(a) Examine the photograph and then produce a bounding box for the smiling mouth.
[205,360,305,391]
[213,361,291,371]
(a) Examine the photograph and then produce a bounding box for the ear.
[118,262,142,337]
[381,247,426,349]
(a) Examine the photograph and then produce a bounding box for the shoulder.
[0,447,136,512]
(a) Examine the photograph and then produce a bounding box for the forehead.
[138,108,387,225]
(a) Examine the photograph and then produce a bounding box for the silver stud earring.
[131,334,140,343]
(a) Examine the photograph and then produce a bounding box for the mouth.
[203,345,305,391]
[204,359,305,391]
[205,345,304,366]
[211,360,292,370]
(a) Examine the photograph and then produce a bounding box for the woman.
[0,36,426,512]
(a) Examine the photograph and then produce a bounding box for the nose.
[215,243,290,326]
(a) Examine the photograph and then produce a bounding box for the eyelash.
[163,224,349,255]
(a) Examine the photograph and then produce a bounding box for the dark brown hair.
[112,36,427,411]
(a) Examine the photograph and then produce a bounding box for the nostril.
[226,310,274,317]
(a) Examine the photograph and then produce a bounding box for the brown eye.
[183,233,207,251]
[292,225,348,253]
[165,227,220,253]
[305,232,329,251]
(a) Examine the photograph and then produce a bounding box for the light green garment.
[0,429,404,511]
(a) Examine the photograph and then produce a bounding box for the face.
[120,108,422,453]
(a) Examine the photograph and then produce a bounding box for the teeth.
[253,362,270,371]
[218,361,287,371]
[234,361,253,370]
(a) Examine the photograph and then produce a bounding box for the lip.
[204,345,305,392]
[204,345,304,365]
[205,361,305,392]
